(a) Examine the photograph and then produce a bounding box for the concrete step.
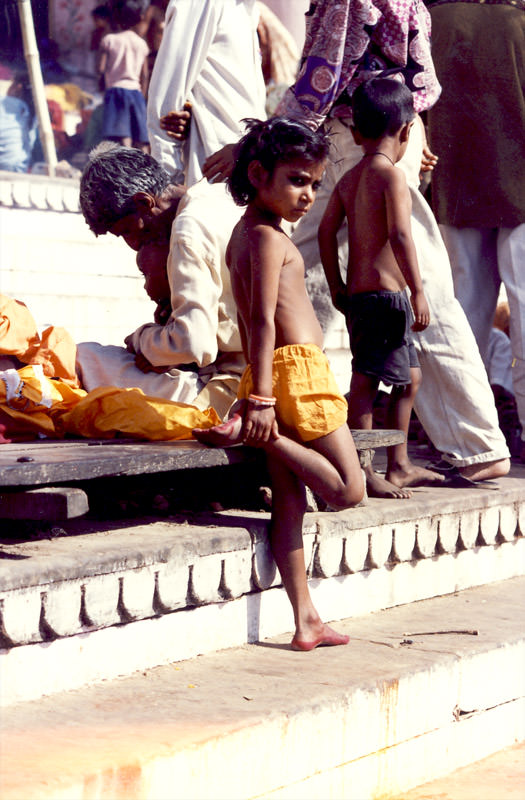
[1,577,524,800]
[1,466,525,706]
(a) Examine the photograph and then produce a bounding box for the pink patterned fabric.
[276,0,441,128]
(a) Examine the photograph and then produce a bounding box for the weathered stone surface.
[119,569,155,621]
[458,510,480,550]
[81,574,120,629]
[415,517,438,559]
[368,526,393,569]
[0,590,41,645]
[220,550,252,599]
[391,521,416,562]
[438,515,459,554]
[342,530,369,574]
[0,487,89,520]
[41,583,82,638]
[188,554,223,605]
[251,536,277,590]
[313,536,344,578]
[479,506,500,546]
[499,505,518,542]
[155,563,189,611]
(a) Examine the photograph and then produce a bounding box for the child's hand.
[332,288,347,315]
[411,290,430,331]
[160,102,192,140]
[242,405,279,445]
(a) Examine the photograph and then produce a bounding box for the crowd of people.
[1,0,524,650]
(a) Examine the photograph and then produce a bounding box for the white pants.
[292,117,509,467]
[441,224,525,441]
[76,342,203,405]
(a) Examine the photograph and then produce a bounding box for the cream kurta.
[76,181,245,418]
[147,0,266,184]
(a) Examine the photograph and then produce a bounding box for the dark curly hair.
[351,78,415,140]
[228,117,330,206]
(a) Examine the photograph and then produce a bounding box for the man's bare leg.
[266,455,349,651]
[458,458,510,481]
[386,370,445,489]
[347,372,412,499]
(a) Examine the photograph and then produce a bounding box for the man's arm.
[318,186,347,313]
[125,234,223,368]
[146,0,219,172]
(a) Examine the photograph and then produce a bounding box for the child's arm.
[318,187,347,313]
[385,171,430,331]
[243,225,282,444]
[140,55,149,98]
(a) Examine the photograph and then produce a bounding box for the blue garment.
[0,95,37,173]
[102,87,148,142]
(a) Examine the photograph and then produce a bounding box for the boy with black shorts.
[319,78,444,498]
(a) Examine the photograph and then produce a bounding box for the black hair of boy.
[112,0,148,30]
[92,4,111,20]
[228,117,330,206]
[351,78,415,139]
[80,142,171,235]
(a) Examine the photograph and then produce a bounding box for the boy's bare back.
[337,157,413,295]
[226,212,324,358]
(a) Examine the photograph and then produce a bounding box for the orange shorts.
[237,343,348,442]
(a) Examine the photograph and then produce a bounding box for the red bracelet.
[248,393,276,406]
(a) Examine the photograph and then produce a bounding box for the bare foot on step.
[291,623,350,651]
[459,457,510,482]
[365,465,412,499]
[387,462,445,489]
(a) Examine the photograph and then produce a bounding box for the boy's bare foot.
[459,457,510,482]
[365,465,412,499]
[193,413,244,446]
[291,622,350,651]
[386,462,445,489]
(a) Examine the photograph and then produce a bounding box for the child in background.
[98,0,149,151]
[318,78,444,499]
[194,117,364,651]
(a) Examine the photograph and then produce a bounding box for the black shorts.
[344,290,419,386]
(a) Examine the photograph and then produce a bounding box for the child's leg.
[347,372,412,499]
[386,368,445,488]
[194,418,364,510]
[266,454,349,651]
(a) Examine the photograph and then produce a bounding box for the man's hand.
[160,101,192,141]
[202,143,236,183]
[411,290,430,332]
[133,352,170,374]
[154,298,171,325]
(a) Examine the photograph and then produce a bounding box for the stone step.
[1,468,524,707]
[1,577,524,800]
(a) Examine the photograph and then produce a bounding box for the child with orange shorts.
[194,117,364,651]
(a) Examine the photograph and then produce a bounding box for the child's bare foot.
[291,622,350,651]
[193,413,243,446]
[386,461,446,489]
[459,457,510,482]
[365,465,412,499]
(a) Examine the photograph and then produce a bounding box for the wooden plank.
[0,487,89,520]
[0,430,403,489]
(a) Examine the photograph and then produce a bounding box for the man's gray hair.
[79,142,172,235]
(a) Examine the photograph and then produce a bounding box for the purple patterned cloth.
[276,0,441,128]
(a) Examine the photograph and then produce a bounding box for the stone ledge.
[0,476,524,653]
[1,579,524,799]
